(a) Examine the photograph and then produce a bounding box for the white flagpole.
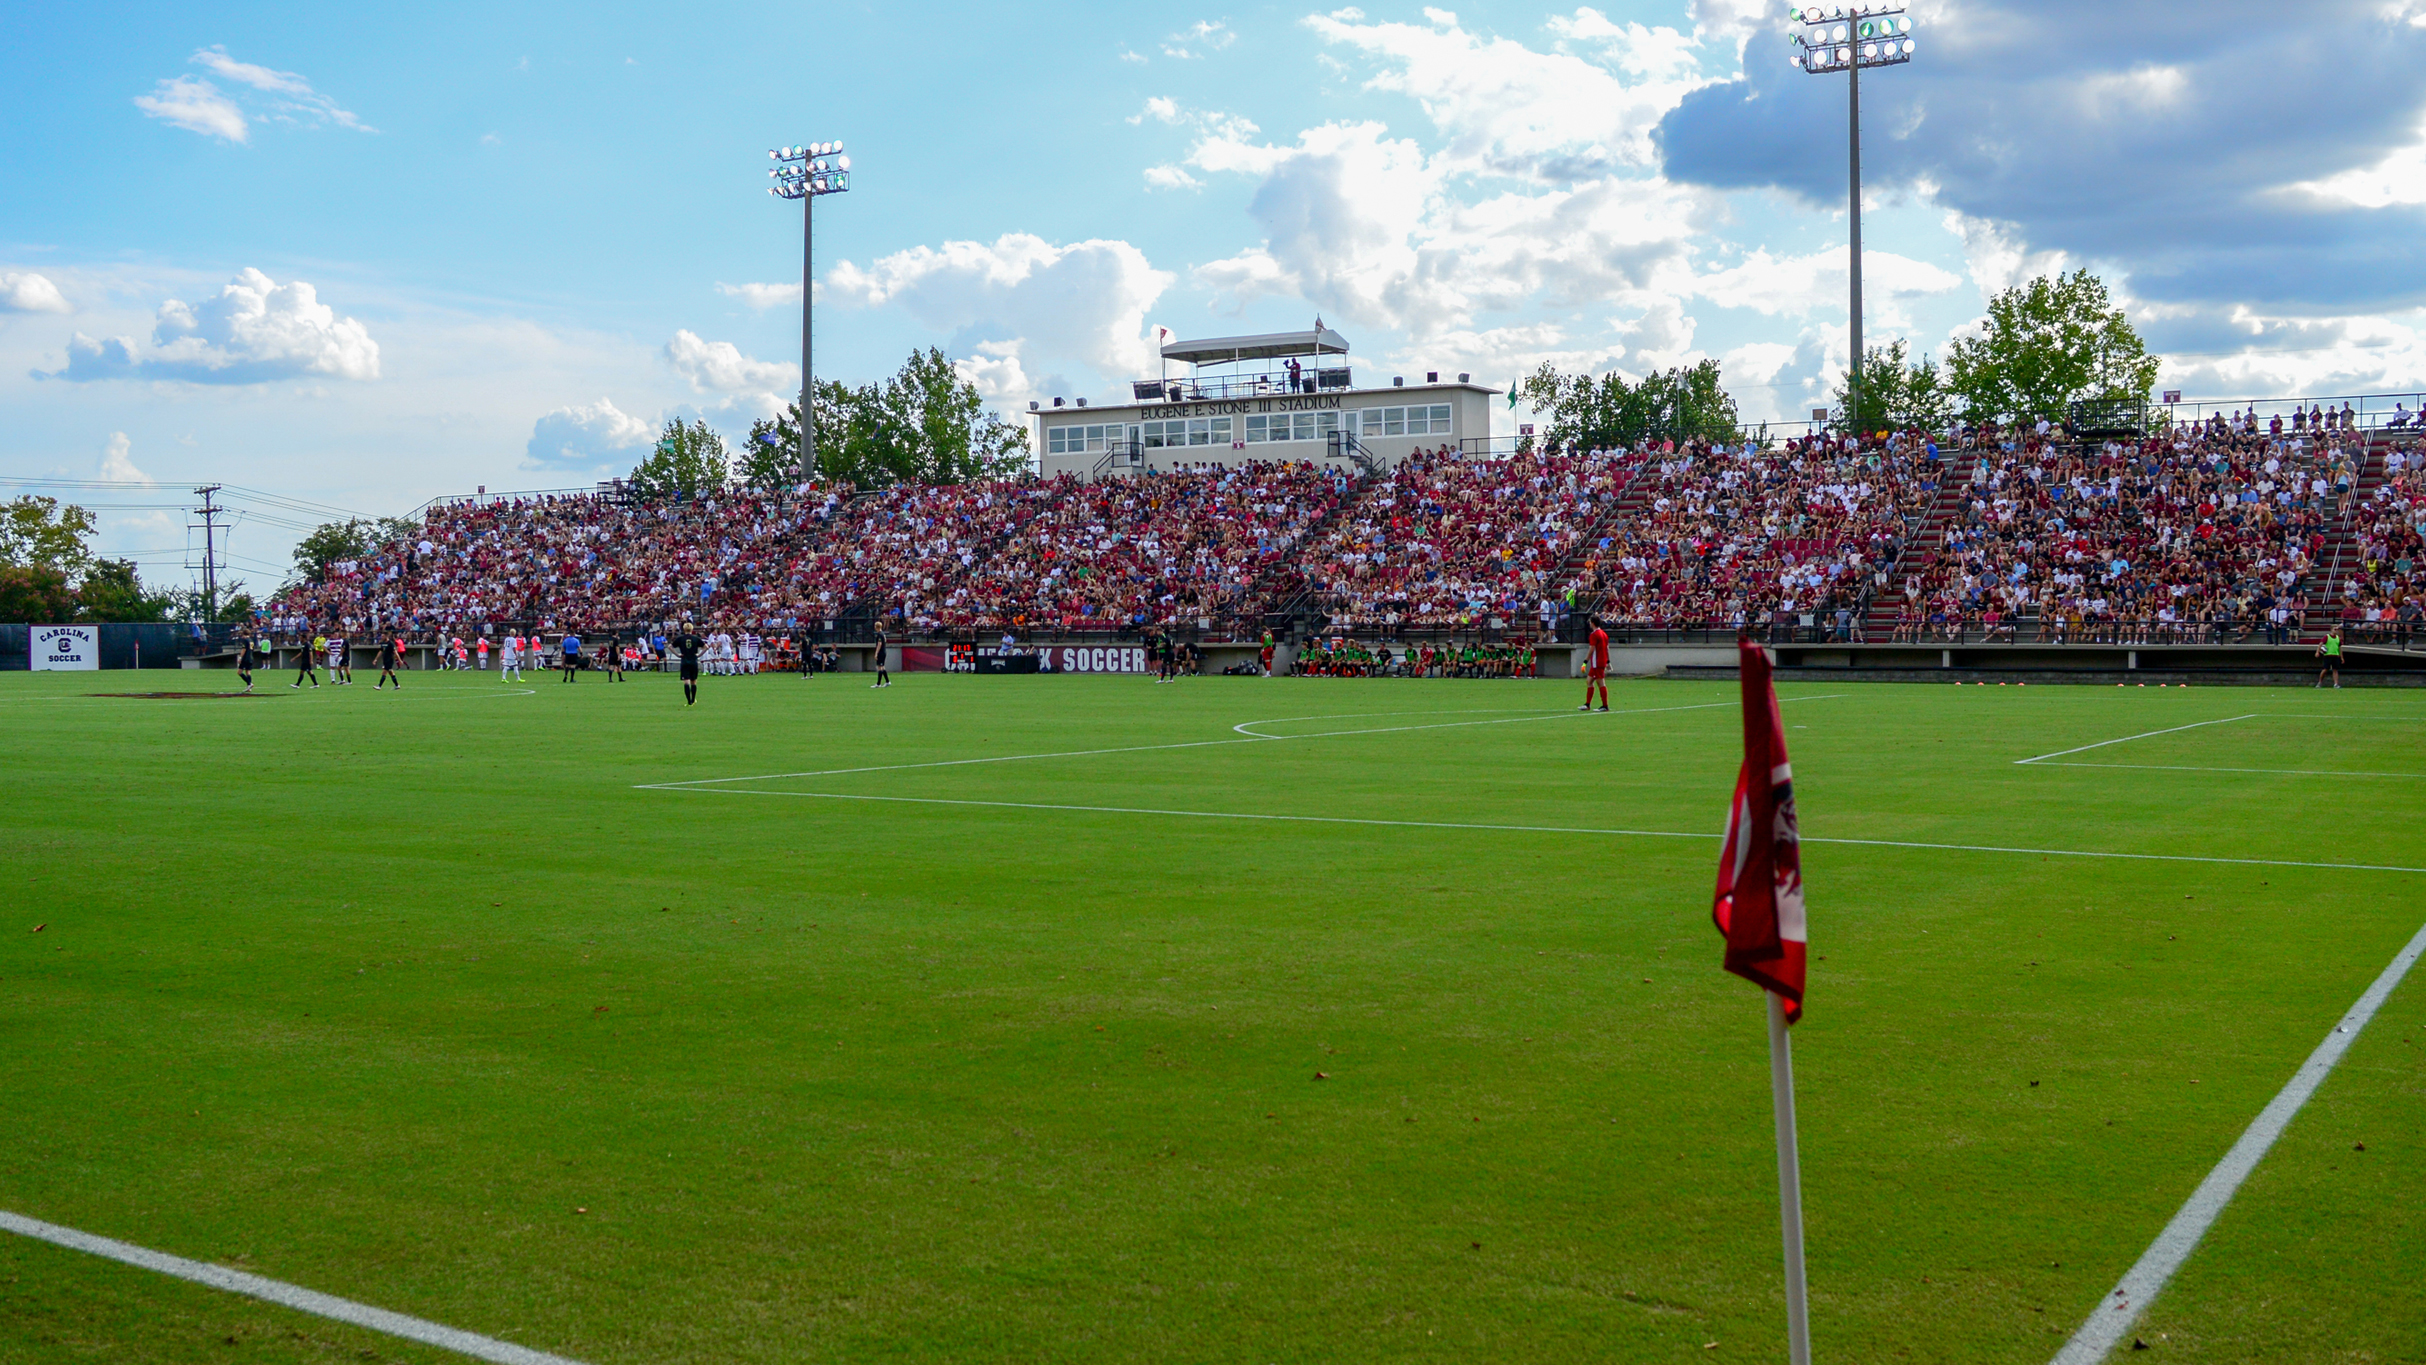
[1768,989,1813,1365]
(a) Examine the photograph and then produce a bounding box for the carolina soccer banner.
[1712,639,1808,1022]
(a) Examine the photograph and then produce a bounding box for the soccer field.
[3,668,2421,1364]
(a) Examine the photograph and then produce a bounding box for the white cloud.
[0,272,70,314]
[1940,211,2072,299]
[135,48,372,143]
[47,268,380,384]
[1304,7,1715,179]
[1164,19,1235,59]
[826,233,1174,385]
[1119,47,1149,64]
[99,431,152,485]
[1143,164,1203,191]
[1131,96,1183,126]
[526,398,657,470]
[134,76,248,142]
[1720,340,1799,387]
[1694,247,1964,331]
[663,330,798,395]
[715,281,805,309]
[952,340,1034,401]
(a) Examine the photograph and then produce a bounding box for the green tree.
[0,495,98,574]
[76,558,175,622]
[738,405,803,487]
[0,565,77,621]
[786,349,1032,486]
[1516,358,1743,449]
[628,418,730,499]
[292,518,376,584]
[1944,269,2161,426]
[1831,339,1954,435]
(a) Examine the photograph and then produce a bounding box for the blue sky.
[7,0,2426,588]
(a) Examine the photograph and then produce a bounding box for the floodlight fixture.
[763,138,855,481]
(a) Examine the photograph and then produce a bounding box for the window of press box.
[1357,405,1453,437]
[1242,412,1340,442]
[1045,424,1118,454]
[1139,417,1233,447]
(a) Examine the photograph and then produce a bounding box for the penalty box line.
[2049,913,2426,1365]
[643,785,2426,876]
[0,1209,589,1365]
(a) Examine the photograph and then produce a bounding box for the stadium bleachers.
[267,418,2426,648]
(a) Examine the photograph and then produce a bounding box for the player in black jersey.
[671,630,705,706]
[871,629,891,688]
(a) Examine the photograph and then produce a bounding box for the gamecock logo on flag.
[1713,639,1808,1022]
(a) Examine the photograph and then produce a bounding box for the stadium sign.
[1046,645,1150,674]
[31,625,98,671]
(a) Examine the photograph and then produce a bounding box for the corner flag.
[1712,635,1813,1365]
[1713,638,1808,1021]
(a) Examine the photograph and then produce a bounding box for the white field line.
[0,1209,589,1365]
[2049,914,2426,1365]
[643,696,1846,790]
[638,786,2426,876]
[2013,715,2259,765]
[2028,761,2426,780]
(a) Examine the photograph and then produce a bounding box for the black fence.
[0,623,190,671]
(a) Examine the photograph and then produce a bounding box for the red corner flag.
[1713,639,1808,1023]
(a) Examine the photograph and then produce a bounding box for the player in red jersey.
[1579,616,1609,712]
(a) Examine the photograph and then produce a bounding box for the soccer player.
[293,631,322,688]
[235,638,258,694]
[1259,628,1275,678]
[671,628,705,706]
[374,635,403,689]
[871,629,891,688]
[499,633,522,681]
[605,633,625,682]
[2316,626,2343,689]
[561,629,582,682]
[476,635,490,671]
[1580,616,1610,712]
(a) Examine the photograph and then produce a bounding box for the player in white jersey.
[741,631,762,674]
[500,634,523,681]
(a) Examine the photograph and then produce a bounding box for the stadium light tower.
[1789,3,1915,439]
[768,141,852,482]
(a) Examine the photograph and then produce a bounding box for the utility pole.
[193,484,226,621]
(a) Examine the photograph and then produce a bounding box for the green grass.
[2,667,2420,1364]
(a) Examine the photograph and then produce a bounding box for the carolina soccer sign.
[1712,639,1808,1022]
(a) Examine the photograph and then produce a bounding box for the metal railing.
[1129,367,1353,403]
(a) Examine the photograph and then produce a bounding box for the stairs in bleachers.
[2292,432,2392,643]
[1244,469,1373,621]
[1860,454,1974,640]
[1547,453,1655,591]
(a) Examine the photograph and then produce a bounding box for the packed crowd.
[1300,445,1642,629]
[2336,441,2426,641]
[1572,433,1939,632]
[264,412,2426,650]
[1886,419,2368,643]
[942,461,1352,632]
[268,488,848,639]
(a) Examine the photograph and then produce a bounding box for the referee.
[671,628,705,706]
